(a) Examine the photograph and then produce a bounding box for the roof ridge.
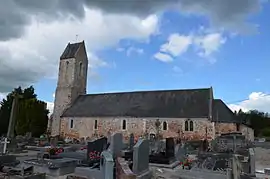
[82,87,211,96]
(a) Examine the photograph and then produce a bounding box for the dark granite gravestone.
[165,137,175,158]
[149,138,175,165]
[86,137,107,162]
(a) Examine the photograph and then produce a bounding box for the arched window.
[79,62,82,76]
[94,120,98,130]
[189,121,194,131]
[162,121,168,130]
[65,61,69,81]
[66,61,69,71]
[122,120,126,130]
[185,121,189,131]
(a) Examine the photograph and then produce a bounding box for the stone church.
[49,41,254,142]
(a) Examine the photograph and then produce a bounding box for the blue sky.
[34,3,270,110]
[1,1,269,113]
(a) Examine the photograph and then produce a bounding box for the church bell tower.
[50,41,88,137]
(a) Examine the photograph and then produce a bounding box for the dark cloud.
[0,0,262,40]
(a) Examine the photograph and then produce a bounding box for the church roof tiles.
[61,88,212,118]
[60,41,84,59]
[212,99,240,123]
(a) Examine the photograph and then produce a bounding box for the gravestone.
[133,139,149,175]
[109,133,123,158]
[248,148,255,176]
[87,137,107,161]
[24,158,78,177]
[1,138,10,154]
[175,144,186,161]
[129,133,135,149]
[165,137,175,158]
[100,151,114,179]
[231,155,242,179]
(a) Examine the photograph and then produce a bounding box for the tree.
[235,109,270,137]
[0,86,49,137]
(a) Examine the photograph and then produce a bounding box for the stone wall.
[240,124,254,141]
[214,123,254,141]
[60,117,217,141]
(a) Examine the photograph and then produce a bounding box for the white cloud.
[0,8,159,93]
[154,52,173,62]
[126,47,144,56]
[154,31,226,63]
[228,92,270,113]
[194,33,226,57]
[0,93,6,103]
[160,34,192,57]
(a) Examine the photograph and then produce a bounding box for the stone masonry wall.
[214,123,254,141]
[60,117,216,142]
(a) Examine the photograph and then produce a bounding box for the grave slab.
[23,158,77,177]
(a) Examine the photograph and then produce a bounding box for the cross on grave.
[1,138,10,154]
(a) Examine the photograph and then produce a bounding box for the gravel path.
[254,147,270,171]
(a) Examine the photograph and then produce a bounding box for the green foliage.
[0,86,49,137]
[235,109,270,137]
[261,128,270,137]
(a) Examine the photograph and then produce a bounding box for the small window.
[185,121,189,131]
[162,121,168,130]
[79,62,82,76]
[122,120,126,130]
[70,119,74,129]
[66,61,69,70]
[94,120,98,130]
[189,121,194,131]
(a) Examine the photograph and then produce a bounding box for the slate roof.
[60,41,84,59]
[61,88,211,118]
[212,99,240,123]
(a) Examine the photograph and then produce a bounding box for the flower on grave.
[80,146,87,150]
[89,151,101,160]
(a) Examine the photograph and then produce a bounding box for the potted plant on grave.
[180,158,192,170]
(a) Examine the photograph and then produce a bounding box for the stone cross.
[7,93,22,139]
[1,138,10,154]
